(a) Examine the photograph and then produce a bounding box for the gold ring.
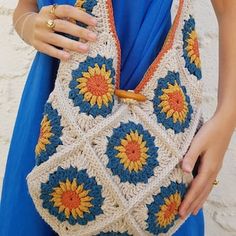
[213,180,219,186]
[46,19,56,30]
[49,4,57,16]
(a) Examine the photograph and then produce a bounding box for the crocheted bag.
[26,0,204,235]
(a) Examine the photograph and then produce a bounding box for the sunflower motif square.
[105,121,159,185]
[69,54,116,118]
[131,168,192,235]
[27,146,131,235]
[90,111,180,203]
[152,71,193,134]
[34,99,84,166]
[40,166,104,226]
[135,51,202,157]
[48,52,119,133]
[51,50,121,134]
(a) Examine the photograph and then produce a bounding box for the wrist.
[213,106,236,131]
[13,11,35,29]
[13,11,37,46]
[20,12,37,46]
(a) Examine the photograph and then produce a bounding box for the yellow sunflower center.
[77,63,114,108]
[35,115,53,156]
[50,178,93,219]
[186,30,201,68]
[158,81,188,123]
[114,130,149,172]
[156,192,181,227]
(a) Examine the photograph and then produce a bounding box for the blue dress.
[0,0,204,235]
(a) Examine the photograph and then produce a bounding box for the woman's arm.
[179,0,236,218]
[13,0,38,45]
[212,0,236,126]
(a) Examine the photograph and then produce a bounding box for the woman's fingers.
[190,155,220,215]
[185,176,214,217]
[179,149,220,219]
[192,185,213,215]
[42,32,89,53]
[42,4,97,26]
[178,116,231,220]
[51,18,97,42]
[31,4,98,56]
[179,171,207,218]
[35,41,71,61]
[181,136,203,173]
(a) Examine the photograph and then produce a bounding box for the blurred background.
[0,0,236,235]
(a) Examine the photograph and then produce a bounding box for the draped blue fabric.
[0,0,204,235]
[112,0,173,90]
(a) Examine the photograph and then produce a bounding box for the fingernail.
[193,210,198,215]
[91,17,97,25]
[79,43,89,51]
[62,52,70,60]
[179,211,185,219]
[88,32,97,41]
[183,163,192,172]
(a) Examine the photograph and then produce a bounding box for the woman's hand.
[178,113,235,219]
[29,4,98,60]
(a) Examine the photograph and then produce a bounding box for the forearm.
[212,0,236,129]
[13,1,38,45]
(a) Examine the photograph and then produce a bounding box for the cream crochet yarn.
[26,0,204,235]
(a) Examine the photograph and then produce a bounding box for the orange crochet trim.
[135,0,184,93]
[106,0,121,89]
[114,89,147,102]
[106,0,184,93]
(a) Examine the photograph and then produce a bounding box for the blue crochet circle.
[152,71,193,134]
[69,54,116,118]
[182,15,202,80]
[105,121,159,185]
[40,166,104,226]
[146,181,187,235]
[35,102,63,166]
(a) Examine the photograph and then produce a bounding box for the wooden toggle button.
[114,89,147,102]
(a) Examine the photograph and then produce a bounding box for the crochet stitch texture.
[26,0,204,235]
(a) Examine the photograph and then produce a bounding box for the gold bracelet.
[13,11,36,29]
[20,12,37,45]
